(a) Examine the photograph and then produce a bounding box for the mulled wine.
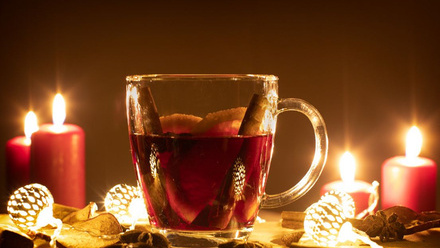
[126,74,328,247]
[130,133,273,231]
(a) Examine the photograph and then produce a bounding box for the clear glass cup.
[126,74,328,247]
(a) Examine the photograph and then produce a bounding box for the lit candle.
[381,126,437,212]
[321,152,378,217]
[5,111,39,191]
[31,94,86,208]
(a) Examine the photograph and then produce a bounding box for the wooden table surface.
[252,210,440,248]
[2,211,440,247]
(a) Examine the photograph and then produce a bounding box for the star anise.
[349,206,440,243]
[361,210,405,242]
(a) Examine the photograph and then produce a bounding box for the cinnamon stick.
[238,94,269,136]
[205,94,270,228]
[281,211,306,222]
[405,219,440,235]
[281,211,305,230]
[138,86,163,134]
[127,85,163,135]
[281,219,305,229]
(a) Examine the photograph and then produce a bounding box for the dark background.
[1,1,439,213]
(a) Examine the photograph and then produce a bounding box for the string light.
[320,190,355,219]
[304,200,346,247]
[104,184,148,230]
[304,190,382,248]
[7,183,62,245]
[338,222,383,248]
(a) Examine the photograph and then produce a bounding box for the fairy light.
[320,190,355,219]
[7,183,62,246]
[338,222,382,248]
[304,190,382,247]
[304,200,346,247]
[104,184,148,230]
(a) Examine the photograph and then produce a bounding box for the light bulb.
[304,190,382,248]
[104,184,148,230]
[320,190,355,219]
[304,200,346,247]
[7,183,62,245]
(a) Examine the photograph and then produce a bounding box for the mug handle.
[261,98,328,208]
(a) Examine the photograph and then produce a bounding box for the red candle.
[5,111,39,192]
[381,126,437,212]
[31,94,86,208]
[321,152,378,217]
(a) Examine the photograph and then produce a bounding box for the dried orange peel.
[159,113,202,134]
[191,107,247,136]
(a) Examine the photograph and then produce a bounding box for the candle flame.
[24,111,39,143]
[405,126,422,160]
[52,94,66,131]
[339,152,355,185]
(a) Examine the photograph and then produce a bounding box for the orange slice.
[160,113,202,134]
[191,107,247,136]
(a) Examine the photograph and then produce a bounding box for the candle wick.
[50,124,67,133]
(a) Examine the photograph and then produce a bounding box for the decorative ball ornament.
[104,184,148,229]
[7,183,54,231]
[7,184,62,246]
[320,190,355,219]
[304,200,347,247]
[304,190,383,248]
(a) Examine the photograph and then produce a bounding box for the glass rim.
[126,74,278,82]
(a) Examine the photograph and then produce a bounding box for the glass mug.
[126,74,328,247]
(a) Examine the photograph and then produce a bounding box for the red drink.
[130,133,273,231]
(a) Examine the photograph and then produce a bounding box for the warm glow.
[128,85,139,100]
[337,222,382,248]
[52,94,66,131]
[303,193,382,248]
[321,191,355,219]
[337,222,356,243]
[129,197,147,218]
[104,184,148,230]
[339,152,355,185]
[304,200,346,247]
[24,111,38,143]
[7,183,62,246]
[35,206,55,229]
[128,197,149,229]
[32,194,62,246]
[406,126,422,160]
